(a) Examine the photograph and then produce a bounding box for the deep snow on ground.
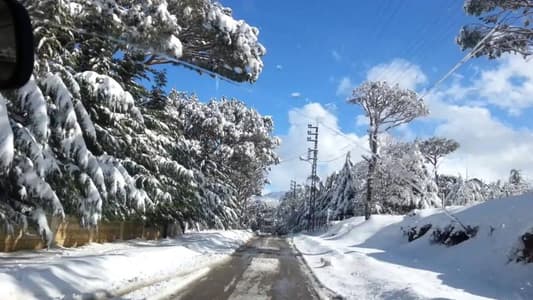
[294,193,533,300]
[0,230,253,300]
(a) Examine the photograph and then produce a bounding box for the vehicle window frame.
[0,0,34,89]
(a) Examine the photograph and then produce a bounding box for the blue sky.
[164,1,533,192]
[167,0,471,134]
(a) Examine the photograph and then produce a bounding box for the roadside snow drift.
[0,230,253,300]
[294,193,533,299]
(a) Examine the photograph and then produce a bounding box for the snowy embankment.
[0,230,253,300]
[294,193,533,300]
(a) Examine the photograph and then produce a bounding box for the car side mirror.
[0,0,34,89]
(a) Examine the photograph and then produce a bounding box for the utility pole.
[290,180,297,199]
[305,123,319,231]
[289,180,298,218]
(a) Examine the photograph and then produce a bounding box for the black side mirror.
[0,0,34,89]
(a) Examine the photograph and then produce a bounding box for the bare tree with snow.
[418,137,460,206]
[348,81,428,220]
[505,169,530,196]
[457,0,533,58]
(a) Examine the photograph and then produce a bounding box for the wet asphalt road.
[172,236,320,300]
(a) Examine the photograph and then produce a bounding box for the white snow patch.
[0,230,253,300]
[294,194,533,299]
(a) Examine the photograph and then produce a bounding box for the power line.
[277,153,307,164]
[420,13,508,99]
[318,150,351,163]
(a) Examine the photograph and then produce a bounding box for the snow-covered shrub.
[510,229,533,264]
[402,224,432,242]
[430,224,479,246]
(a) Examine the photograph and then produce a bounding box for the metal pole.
[306,123,319,231]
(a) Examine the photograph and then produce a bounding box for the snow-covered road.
[0,230,253,300]
[172,236,320,300]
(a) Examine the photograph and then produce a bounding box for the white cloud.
[428,55,533,115]
[332,50,342,62]
[336,77,354,97]
[290,92,302,98]
[353,56,533,182]
[270,57,533,192]
[474,55,533,115]
[267,103,368,192]
[367,58,427,90]
[405,55,533,180]
[336,58,427,98]
[425,82,533,181]
[324,102,338,112]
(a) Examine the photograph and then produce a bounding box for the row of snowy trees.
[276,0,533,232]
[246,196,278,232]
[276,147,531,233]
[0,0,278,241]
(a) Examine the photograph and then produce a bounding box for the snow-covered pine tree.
[246,197,277,231]
[348,81,429,219]
[314,152,367,221]
[0,0,271,241]
[275,184,308,234]
[374,140,440,213]
[140,91,279,230]
[34,0,266,83]
[208,99,280,225]
[418,137,460,207]
[503,169,530,197]
[445,177,489,206]
[457,0,533,58]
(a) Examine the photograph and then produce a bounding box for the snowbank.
[0,230,253,299]
[294,193,533,299]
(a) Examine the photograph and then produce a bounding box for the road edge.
[288,235,344,300]
[86,233,256,300]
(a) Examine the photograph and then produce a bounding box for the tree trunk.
[241,194,249,228]
[435,167,443,208]
[366,129,378,220]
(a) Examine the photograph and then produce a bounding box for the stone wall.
[0,215,164,252]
